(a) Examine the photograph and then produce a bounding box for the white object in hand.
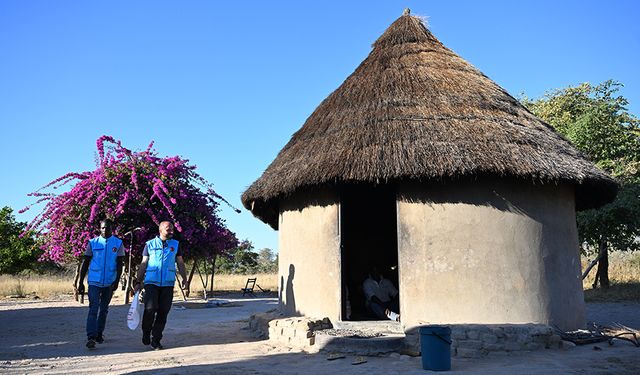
[127,291,142,330]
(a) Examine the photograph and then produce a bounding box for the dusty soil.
[0,294,638,374]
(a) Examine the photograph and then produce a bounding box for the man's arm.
[77,256,91,294]
[134,256,149,292]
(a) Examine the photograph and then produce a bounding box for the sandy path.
[0,295,638,374]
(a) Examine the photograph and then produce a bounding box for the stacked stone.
[451,324,561,357]
[248,311,281,339]
[405,324,562,358]
[249,315,333,350]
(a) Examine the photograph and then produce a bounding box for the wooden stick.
[581,252,605,280]
[72,260,81,303]
[209,254,217,293]
[186,258,198,295]
[196,262,207,300]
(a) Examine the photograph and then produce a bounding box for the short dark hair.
[100,219,113,226]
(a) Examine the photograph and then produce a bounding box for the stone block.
[505,341,524,352]
[545,334,561,349]
[483,343,505,351]
[457,339,483,350]
[491,327,506,338]
[560,340,576,350]
[530,326,553,336]
[456,348,484,358]
[466,329,480,340]
[516,333,531,344]
[480,333,498,344]
[525,342,543,351]
[452,329,467,340]
[450,339,458,349]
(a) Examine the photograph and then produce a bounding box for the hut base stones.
[249,313,566,357]
[243,9,617,349]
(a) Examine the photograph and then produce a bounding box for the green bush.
[0,207,41,274]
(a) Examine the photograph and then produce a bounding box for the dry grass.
[0,275,72,298]
[207,273,278,292]
[0,273,279,299]
[582,252,640,302]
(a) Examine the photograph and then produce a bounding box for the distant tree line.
[215,240,278,274]
[0,206,56,274]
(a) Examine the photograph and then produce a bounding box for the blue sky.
[1,1,639,253]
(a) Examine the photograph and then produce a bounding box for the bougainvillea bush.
[22,136,238,263]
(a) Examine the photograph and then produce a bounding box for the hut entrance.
[340,184,399,321]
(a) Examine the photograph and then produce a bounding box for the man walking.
[134,221,188,350]
[77,219,125,349]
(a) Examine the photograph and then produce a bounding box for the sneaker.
[142,332,151,346]
[86,338,96,349]
[151,340,163,350]
[95,335,104,344]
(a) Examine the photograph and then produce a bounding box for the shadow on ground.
[0,297,277,361]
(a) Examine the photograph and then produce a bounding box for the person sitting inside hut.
[363,266,400,321]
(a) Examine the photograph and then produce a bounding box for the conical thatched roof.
[242,11,617,229]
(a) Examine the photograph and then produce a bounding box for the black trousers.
[142,284,174,341]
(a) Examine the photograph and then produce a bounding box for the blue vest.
[144,237,179,287]
[87,236,122,287]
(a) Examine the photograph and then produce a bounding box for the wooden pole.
[72,260,81,303]
[196,262,208,300]
[582,252,605,280]
[186,258,198,298]
[124,231,134,304]
[209,253,217,294]
[593,238,610,289]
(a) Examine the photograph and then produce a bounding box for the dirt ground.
[0,293,638,374]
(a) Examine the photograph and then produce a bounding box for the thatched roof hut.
[242,12,616,229]
[241,11,618,332]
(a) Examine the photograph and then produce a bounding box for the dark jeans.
[142,284,174,341]
[368,294,400,320]
[86,285,113,339]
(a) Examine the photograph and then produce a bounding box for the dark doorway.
[340,184,399,321]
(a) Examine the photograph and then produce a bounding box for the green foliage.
[256,248,278,273]
[0,207,40,274]
[215,240,278,274]
[522,80,640,253]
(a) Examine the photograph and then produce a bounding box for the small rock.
[560,340,576,349]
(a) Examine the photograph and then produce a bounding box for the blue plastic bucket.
[420,325,451,371]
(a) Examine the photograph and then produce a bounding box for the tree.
[522,80,640,288]
[0,207,39,274]
[256,248,278,273]
[21,136,239,266]
[215,240,260,274]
